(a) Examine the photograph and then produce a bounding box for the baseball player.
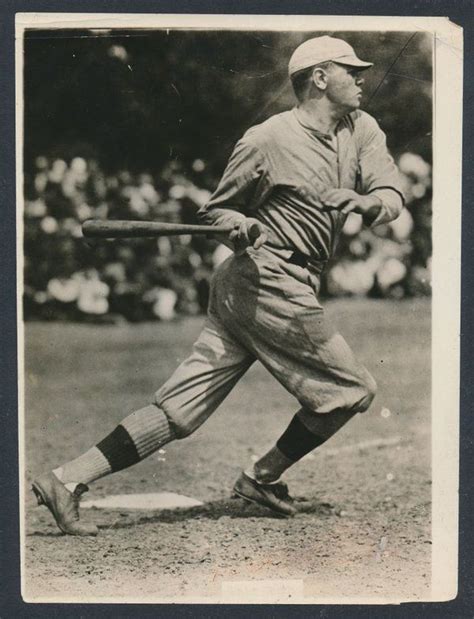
[32,36,404,535]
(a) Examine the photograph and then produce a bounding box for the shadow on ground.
[27,496,336,537]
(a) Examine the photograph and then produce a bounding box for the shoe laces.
[269,481,293,502]
[70,483,89,518]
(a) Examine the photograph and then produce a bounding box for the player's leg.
[237,311,376,493]
[32,317,254,535]
[252,407,357,483]
[52,318,254,485]
[234,323,377,513]
[233,407,359,516]
[31,402,173,537]
[246,322,377,486]
[212,249,377,514]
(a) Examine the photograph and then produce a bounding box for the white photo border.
[15,13,462,604]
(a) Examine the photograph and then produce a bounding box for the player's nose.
[355,74,365,86]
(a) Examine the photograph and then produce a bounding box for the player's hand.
[229,218,268,255]
[321,188,380,216]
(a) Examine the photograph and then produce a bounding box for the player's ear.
[312,67,329,91]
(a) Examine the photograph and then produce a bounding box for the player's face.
[326,64,366,112]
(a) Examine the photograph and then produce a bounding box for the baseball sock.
[53,404,175,488]
[252,408,356,483]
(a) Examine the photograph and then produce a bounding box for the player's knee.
[165,415,197,439]
[157,405,199,439]
[155,392,197,439]
[357,372,377,411]
[366,373,377,401]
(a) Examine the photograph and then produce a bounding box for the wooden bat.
[82,219,235,239]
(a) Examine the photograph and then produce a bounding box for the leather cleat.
[233,472,297,517]
[32,472,98,536]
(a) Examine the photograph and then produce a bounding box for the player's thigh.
[210,252,376,414]
[155,317,255,437]
[249,303,376,414]
[223,274,375,413]
[297,311,377,412]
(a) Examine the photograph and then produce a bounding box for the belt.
[260,245,326,275]
[288,250,327,278]
[288,250,309,268]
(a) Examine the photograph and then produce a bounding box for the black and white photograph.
[17,13,462,604]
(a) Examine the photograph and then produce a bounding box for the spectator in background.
[398,152,432,296]
[143,287,178,321]
[75,269,110,321]
[46,272,80,320]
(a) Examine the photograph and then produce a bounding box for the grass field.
[23,298,431,603]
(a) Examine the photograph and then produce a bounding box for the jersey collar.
[292,107,346,140]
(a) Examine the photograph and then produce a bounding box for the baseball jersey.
[198,108,404,262]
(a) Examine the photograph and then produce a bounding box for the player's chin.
[347,97,362,112]
[343,101,361,114]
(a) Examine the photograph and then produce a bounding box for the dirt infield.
[22,299,431,603]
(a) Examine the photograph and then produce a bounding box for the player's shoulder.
[242,111,294,150]
[349,109,383,135]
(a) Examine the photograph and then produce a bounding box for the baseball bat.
[82,219,235,239]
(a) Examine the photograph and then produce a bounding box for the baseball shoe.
[31,472,98,536]
[233,472,297,517]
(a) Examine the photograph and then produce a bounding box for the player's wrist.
[230,217,267,254]
[359,194,383,223]
[357,193,380,212]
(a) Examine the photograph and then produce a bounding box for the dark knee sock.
[253,408,357,483]
[276,415,326,462]
[277,408,356,462]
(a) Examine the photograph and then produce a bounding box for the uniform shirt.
[198,108,404,262]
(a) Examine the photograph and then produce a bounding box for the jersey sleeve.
[197,132,272,228]
[356,112,405,227]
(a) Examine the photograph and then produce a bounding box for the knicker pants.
[155,247,376,437]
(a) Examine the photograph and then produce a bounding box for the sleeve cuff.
[368,187,404,227]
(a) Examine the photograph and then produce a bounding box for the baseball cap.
[288,36,373,77]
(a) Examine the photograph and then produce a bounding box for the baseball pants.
[155,246,376,437]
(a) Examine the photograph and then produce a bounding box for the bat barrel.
[82,220,233,238]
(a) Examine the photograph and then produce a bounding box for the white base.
[81,492,203,510]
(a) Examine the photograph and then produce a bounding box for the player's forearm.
[197,204,247,229]
[197,205,248,250]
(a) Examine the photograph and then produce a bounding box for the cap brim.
[334,55,373,69]
[288,55,373,77]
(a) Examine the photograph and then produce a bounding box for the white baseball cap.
[288,36,373,77]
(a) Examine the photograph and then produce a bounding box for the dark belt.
[288,250,309,268]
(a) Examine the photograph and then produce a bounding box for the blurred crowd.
[23,152,431,322]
